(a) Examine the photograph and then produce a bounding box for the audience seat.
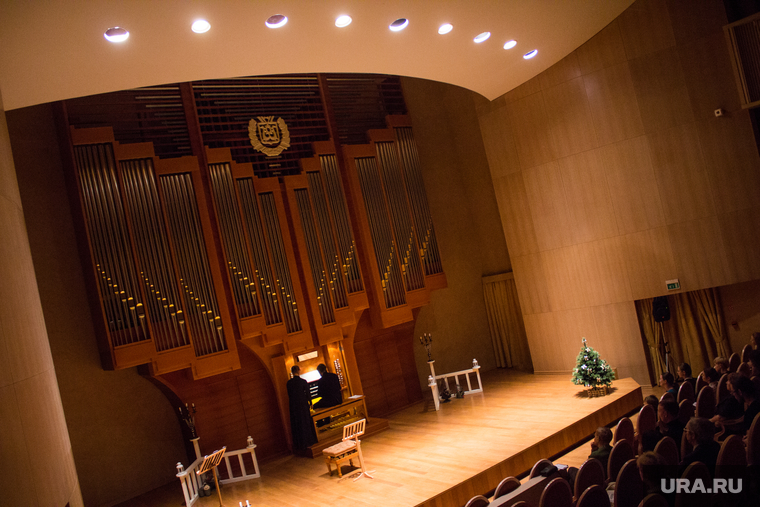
[742,344,752,363]
[677,399,693,426]
[738,362,751,377]
[577,484,610,507]
[677,381,694,405]
[728,353,740,373]
[613,459,642,507]
[638,494,668,507]
[745,412,760,466]
[574,458,605,500]
[675,462,711,507]
[654,436,679,466]
[614,417,634,446]
[680,431,692,462]
[493,476,520,499]
[715,434,747,479]
[695,374,707,396]
[695,385,715,419]
[607,440,634,485]
[529,459,553,479]
[464,495,489,507]
[716,374,729,405]
[539,477,572,507]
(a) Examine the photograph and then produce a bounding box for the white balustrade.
[429,359,483,411]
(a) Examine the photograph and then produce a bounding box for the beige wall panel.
[522,312,555,372]
[0,384,37,507]
[504,92,558,170]
[618,0,676,60]
[15,369,78,506]
[492,173,539,257]
[503,75,543,105]
[668,216,730,291]
[621,227,678,300]
[543,77,599,158]
[665,0,728,45]
[628,48,695,134]
[678,31,741,121]
[539,51,582,90]
[478,105,521,178]
[576,20,627,76]
[558,150,619,244]
[584,62,645,146]
[718,206,760,284]
[646,123,716,224]
[523,161,574,251]
[600,136,665,235]
[0,200,54,383]
[555,307,600,373]
[542,245,590,311]
[697,112,760,214]
[578,237,633,307]
[511,253,552,316]
[592,302,649,384]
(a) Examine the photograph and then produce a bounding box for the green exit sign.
[666,279,680,291]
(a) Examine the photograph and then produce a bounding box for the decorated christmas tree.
[571,337,615,389]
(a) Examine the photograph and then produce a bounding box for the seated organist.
[314,363,343,409]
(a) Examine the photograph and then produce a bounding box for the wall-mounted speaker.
[652,296,670,322]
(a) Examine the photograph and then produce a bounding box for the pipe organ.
[58,74,447,450]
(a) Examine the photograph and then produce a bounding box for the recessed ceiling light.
[265,14,288,28]
[523,49,538,59]
[438,23,453,35]
[474,31,491,43]
[104,27,129,43]
[389,18,409,32]
[503,40,517,50]
[335,15,352,28]
[191,20,211,33]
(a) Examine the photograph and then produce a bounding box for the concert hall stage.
[120,369,643,507]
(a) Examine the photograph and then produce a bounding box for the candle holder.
[179,402,197,439]
[419,333,433,361]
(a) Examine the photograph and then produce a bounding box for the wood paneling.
[511,253,552,316]
[553,307,599,373]
[523,161,574,251]
[584,62,645,146]
[647,123,715,224]
[576,20,627,76]
[696,111,760,214]
[600,136,665,234]
[592,302,649,381]
[558,150,619,245]
[522,312,560,371]
[718,206,760,284]
[542,246,589,311]
[543,77,599,158]
[628,48,695,133]
[539,51,582,90]
[621,227,678,300]
[618,0,676,60]
[666,0,727,45]
[505,92,557,170]
[578,236,633,307]
[478,105,521,177]
[668,215,730,291]
[492,173,539,257]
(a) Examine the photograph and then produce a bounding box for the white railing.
[176,437,260,507]
[428,359,483,411]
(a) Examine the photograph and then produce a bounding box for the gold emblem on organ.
[248,116,291,157]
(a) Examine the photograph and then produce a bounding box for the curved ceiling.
[0,0,634,111]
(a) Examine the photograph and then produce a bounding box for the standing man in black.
[286,365,317,451]
[314,363,343,409]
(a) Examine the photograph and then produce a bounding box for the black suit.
[314,371,342,409]
[287,375,317,450]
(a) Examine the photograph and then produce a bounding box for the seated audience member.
[679,417,720,477]
[642,400,684,452]
[677,363,696,389]
[734,375,760,435]
[700,367,720,391]
[589,426,613,472]
[749,350,760,378]
[714,357,729,375]
[712,373,744,426]
[660,372,677,398]
[751,332,759,351]
[638,452,674,506]
[644,395,659,416]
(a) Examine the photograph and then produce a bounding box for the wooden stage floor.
[119,369,643,507]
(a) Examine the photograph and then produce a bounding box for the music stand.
[197,447,227,506]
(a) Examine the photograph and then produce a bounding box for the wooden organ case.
[57,75,447,455]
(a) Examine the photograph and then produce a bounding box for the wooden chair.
[577,484,610,507]
[715,434,747,479]
[675,462,711,507]
[529,458,553,479]
[738,362,751,377]
[742,344,752,363]
[677,399,693,426]
[511,503,530,507]
[654,436,679,466]
[636,405,656,454]
[322,419,372,480]
[539,477,573,507]
[745,411,760,466]
[677,381,694,405]
[613,459,643,507]
[607,439,634,485]
[695,385,715,419]
[614,417,634,446]
[695,374,707,396]
[638,494,668,507]
[493,476,520,499]
[464,495,489,507]
[659,392,675,403]
[680,430,692,461]
[716,374,729,405]
[574,458,605,500]
[728,353,740,373]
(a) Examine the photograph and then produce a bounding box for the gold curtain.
[636,288,729,381]
[482,273,533,371]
